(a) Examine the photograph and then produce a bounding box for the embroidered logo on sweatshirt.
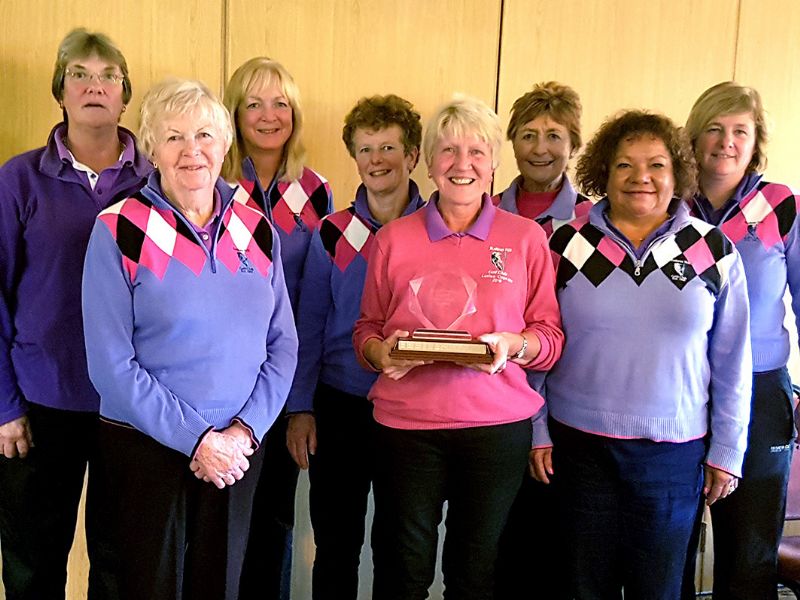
[481,246,513,284]
[237,251,254,273]
[670,260,688,283]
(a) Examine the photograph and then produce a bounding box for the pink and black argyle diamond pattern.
[98,193,206,281]
[319,207,375,272]
[716,182,800,247]
[268,170,331,235]
[215,202,274,276]
[551,220,734,292]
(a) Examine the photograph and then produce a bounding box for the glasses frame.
[65,68,125,87]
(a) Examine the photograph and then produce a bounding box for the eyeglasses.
[65,68,125,87]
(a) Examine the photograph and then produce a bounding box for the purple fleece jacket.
[0,124,152,425]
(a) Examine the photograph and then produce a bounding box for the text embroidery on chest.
[320,207,375,272]
[718,184,799,247]
[99,195,206,281]
[268,172,331,234]
[481,246,514,284]
[551,222,731,293]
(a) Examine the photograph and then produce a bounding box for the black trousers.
[495,470,569,599]
[372,419,531,600]
[307,382,377,599]
[0,404,117,600]
[100,422,265,600]
[239,413,299,600]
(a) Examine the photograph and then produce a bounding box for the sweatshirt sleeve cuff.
[191,426,215,460]
[0,403,28,427]
[524,331,552,370]
[530,406,552,447]
[231,417,259,450]
[706,443,745,479]
[355,335,384,372]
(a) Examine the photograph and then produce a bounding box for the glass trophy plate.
[389,271,492,364]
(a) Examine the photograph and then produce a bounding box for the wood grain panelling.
[735,0,800,188]
[227,0,502,208]
[0,0,223,165]
[494,0,738,194]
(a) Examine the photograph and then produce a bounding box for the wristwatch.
[513,335,528,360]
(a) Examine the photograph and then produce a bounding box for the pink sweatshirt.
[353,195,563,430]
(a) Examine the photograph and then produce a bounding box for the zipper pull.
[634,261,641,277]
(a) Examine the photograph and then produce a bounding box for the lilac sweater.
[547,200,752,476]
[82,174,298,456]
[690,174,800,372]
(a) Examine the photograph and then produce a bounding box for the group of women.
[0,26,797,600]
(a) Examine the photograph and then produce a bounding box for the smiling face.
[428,134,494,208]
[153,110,228,201]
[61,54,125,130]
[695,111,756,184]
[352,125,417,198]
[512,114,572,192]
[606,135,675,224]
[237,81,293,155]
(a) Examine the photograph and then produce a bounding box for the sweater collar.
[425,192,495,241]
[589,197,691,237]
[39,122,151,180]
[497,174,580,220]
[353,179,426,229]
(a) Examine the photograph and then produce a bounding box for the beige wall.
[1,1,799,598]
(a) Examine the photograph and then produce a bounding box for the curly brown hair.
[576,110,697,200]
[342,94,422,159]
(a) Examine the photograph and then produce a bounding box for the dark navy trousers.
[551,419,705,600]
[709,367,794,600]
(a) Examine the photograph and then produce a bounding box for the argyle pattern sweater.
[286,182,427,413]
[689,175,800,372]
[236,159,333,311]
[82,174,298,457]
[545,199,752,476]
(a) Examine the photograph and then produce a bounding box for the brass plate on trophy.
[390,329,493,364]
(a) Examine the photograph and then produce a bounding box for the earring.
[121,105,127,113]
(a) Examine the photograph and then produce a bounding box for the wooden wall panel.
[735,0,800,188]
[0,0,224,165]
[494,0,738,194]
[227,0,502,208]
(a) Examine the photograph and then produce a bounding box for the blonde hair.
[222,57,306,182]
[685,81,768,173]
[138,78,232,159]
[423,95,503,169]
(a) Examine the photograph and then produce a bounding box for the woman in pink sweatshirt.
[353,95,563,600]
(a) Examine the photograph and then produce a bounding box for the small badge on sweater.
[482,246,513,284]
